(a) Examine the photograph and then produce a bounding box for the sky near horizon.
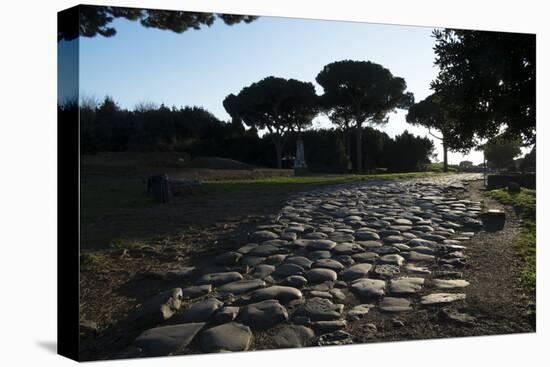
[61,13,487,164]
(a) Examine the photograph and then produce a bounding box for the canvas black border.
[57,4,80,361]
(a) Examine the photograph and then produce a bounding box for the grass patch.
[81,178,153,219]
[204,171,454,193]
[489,188,536,295]
[425,162,459,173]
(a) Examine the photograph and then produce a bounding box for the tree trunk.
[356,124,363,173]
[442,141,448,172]
[275,142,283,169]
[346,128,353,170]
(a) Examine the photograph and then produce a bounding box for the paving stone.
[406,251,436,262]
[284,256,313,269]
[352,252,379,263]
[340,263,373,280]
[313,259,345,271]
[217,279,266,295]
[273,263,305,277]
[389,277,425,294]
[307,250,332,260]
[347,304,374,320]
[351,278,386,298]
[312,320,347,332]
[295,297,344,321]
[282,275,308,288]
[333,242,364,255]
[307,239,337,251]
[251,286,303,303]
[305,268,338,283]
[133,323,205,357]
[421,293,466,305]
[200,322,252,352]
[239,299,289,329]
[378,254,406,266]
[251,230,279,241]
[133,288,183,326]
[432,279,471,289]
[214,252,242,266]
[317,330,354,346]
[354,231,380,241]
[182,285,211,300]
[251,264,276,279]
[181,298,223,322]
[271,325,316,348]
[379,297,412,312]
[197,272,243,286]
[214,306,239,323]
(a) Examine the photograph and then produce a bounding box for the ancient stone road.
[121,174,484,357]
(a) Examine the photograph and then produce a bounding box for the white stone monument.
[294,138,308,174]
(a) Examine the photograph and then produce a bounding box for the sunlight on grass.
[203,171,454,193]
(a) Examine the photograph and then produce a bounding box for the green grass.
[425,162,459,173]
[488,188,536,295]
[203,171,454,193]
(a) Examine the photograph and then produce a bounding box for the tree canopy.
[483,136,522,170]
[406,93,456,171]
[59,5,258,41]
[316,60,414,172]
[223,76,318,168]
[431,29,535,147]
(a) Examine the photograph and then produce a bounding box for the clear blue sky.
[61,14,487,164]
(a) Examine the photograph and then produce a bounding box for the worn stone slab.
[200,323,252,352]
[133,288,183,326]
[239,299,289,329]
[305,268,338,283]
[197,272,243,286]
[340,263,373,280]
[378,254,406,266]
[421,293,466,305]
[379,297,412,312]
[313,259,345,271]
[351,278,386,298]
[271,325,315,348]
[432,279,471,289]
[181,298,223,322]
[389,277,425,295]
[295,297,344,321]
[182,285,211,300]
[251,286,303,303]
[217,279,266,295]
[133,323,205,357]
[347,304,374,320]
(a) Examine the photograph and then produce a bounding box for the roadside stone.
[166,267,196,281]
[406,251,436,262]
[239,299,289,329]
[200,322,252,352]
[439,307,476,324]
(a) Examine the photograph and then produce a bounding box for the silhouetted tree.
[406,93,455,172]
[224,77,318,168]
[483,136,522,170]
[316,60,414,172]
[431,29,535,147]
[385,131,435,172]
[59,5,258,41]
